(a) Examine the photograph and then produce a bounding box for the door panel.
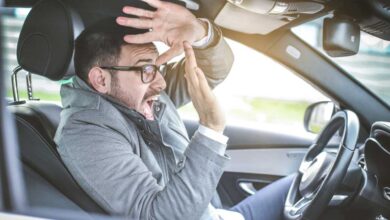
[217,172,281,207]
[184,119,315,206]
[225,148,307,176]
[183,119,315,148]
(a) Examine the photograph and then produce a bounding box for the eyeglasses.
[100,64,166,83]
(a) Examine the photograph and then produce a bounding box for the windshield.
[292,17,390,107]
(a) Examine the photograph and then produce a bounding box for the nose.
[150,70,166,92]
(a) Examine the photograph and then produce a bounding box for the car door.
[180,38,330,207]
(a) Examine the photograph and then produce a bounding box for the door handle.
[238,181,257,195]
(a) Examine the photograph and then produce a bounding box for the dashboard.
[354,121,390,219]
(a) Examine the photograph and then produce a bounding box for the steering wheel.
[284,110,360,220]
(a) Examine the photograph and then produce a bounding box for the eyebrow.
[135,59,153,65]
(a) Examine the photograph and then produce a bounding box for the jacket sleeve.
[163,23,234,108]
[57,110,229,220]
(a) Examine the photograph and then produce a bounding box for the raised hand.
[117,0,208,66]
[183,41,225,133]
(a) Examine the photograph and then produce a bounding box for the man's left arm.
[164,20,234,108]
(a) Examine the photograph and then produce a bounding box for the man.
[55,0,292,219]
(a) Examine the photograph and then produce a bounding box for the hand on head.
[116,0,207,66]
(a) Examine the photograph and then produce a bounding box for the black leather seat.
[9,0,106,214]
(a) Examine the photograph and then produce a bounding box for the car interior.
[0,0,390,219]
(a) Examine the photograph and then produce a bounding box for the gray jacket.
[54,26,234,220]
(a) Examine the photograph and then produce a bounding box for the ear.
[88,67,111,94]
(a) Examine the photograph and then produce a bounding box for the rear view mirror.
[323,16,360,57]
[304,101,336,134]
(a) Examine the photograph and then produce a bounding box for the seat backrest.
[8,103,106,214]
[10,0,107,214]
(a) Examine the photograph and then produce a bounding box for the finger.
[184,74,195,95]
[183,41,198,71]
[116,17,153,29]
[123,32,157,44]
[186,66,199,89]
[183,42,200,89]
[122,6,155,18]
[156,45,183,66]
[184,54,199,89]
[142,0,162,8]
[195,67,212,94]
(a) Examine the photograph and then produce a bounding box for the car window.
[178,39,329,132]
[292,17,390,107]
[2,7,329,133]
[1,7,61,103]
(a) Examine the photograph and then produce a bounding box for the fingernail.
[183,41,190,48]
[123,36,131,42]
[123,6,130,13]
[117,17,126,24]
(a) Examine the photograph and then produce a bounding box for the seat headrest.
[17,0,84,81]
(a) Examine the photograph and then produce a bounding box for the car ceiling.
[4,0,390,40]
[1,0,331,35]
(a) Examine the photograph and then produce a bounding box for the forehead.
[119,43,158,65]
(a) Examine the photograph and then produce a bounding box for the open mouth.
[142,95,159,120]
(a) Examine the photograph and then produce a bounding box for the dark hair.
[74,18,147,83]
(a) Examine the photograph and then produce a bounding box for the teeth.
[145,95,159,103]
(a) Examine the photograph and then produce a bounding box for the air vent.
[287,3,298,13]
[285,2,324,14]
[361,20,390,36]
[358,155,367,170]
[384,187,390,201]
[358,0,390,40]
[228,0,324,15]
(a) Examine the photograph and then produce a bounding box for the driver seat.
[8,0,106,214]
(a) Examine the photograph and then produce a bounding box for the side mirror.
[304,101,336,133]
[323,16,360,57]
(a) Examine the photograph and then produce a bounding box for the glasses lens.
[159,64,167,77]
[142,65,157,83]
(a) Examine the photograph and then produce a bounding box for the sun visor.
[214,0,324,35]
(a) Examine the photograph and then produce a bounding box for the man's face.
[108,43,166,120]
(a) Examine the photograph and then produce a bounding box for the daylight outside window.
[2,8,61,103]
[292,17,390,107]
[179,39,329,133]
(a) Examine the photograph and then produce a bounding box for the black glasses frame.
[100,64,166,83]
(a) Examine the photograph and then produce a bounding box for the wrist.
[193,18,208,42]
[199,120,225,133]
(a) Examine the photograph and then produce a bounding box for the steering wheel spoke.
[287,195,314,218]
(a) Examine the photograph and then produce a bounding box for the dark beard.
[108,75,159,110]
[108,74,132,109]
